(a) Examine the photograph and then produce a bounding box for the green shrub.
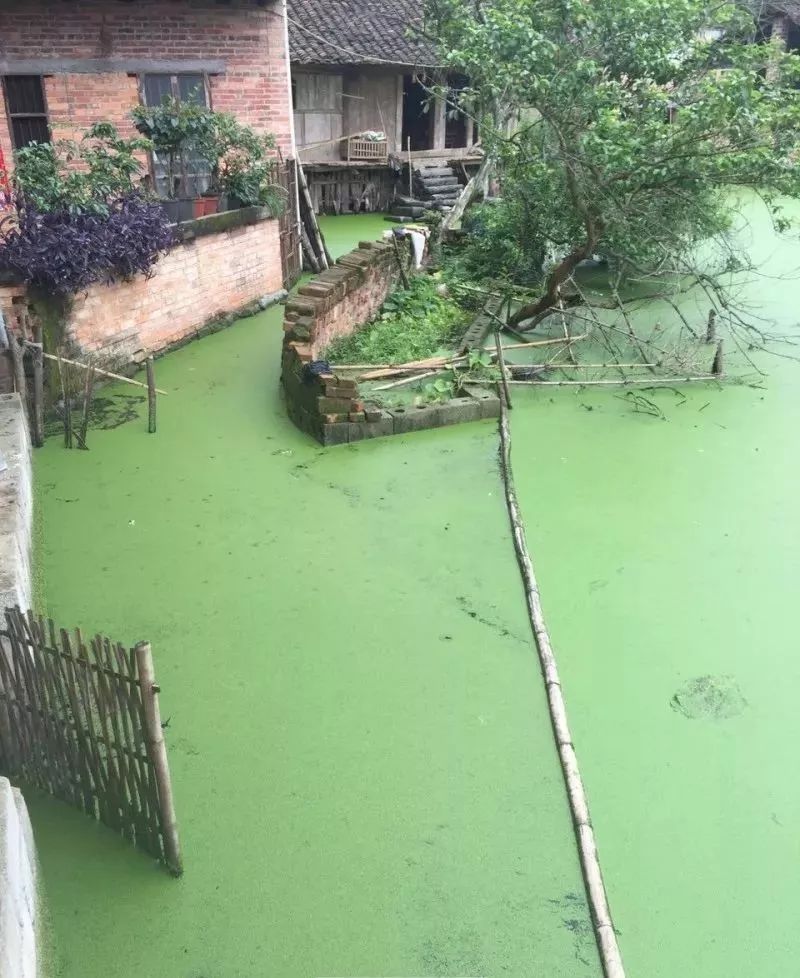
[445,199,546,287]
[324,275,467,365]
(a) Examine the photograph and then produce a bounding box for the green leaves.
[324,276,468,365]
[427,0,800,288]
[14,125,148,215]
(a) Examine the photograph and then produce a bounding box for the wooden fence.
[0,607,182,875]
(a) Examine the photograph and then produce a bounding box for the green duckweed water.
[29,199,800,977]
[509,195,800,978]
[30,213,598,977]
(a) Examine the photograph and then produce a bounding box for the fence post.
[145,358,156,434]
[134,641,182,876]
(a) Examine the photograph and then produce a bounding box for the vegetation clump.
[324,275,468,365]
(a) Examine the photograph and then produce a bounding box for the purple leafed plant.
[0,194,174,296]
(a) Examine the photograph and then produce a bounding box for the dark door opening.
[445,75,468,149]
[402,75,433,152]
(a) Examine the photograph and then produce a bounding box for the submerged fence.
[0,607,182,875]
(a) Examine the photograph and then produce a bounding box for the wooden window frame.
[3,75,51,150]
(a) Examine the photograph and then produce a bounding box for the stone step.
[415,166,454,177]
[394,195,429,208]
[420,179,461,190]
[392,205,427,218]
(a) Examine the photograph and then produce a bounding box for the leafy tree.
[427,0,800,329]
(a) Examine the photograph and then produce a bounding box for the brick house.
[0,0,301,369]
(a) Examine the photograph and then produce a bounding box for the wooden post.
[9,334,28,415]
[705,309,717,344]
[391,235,411,289]
[300,224,321,273]
[134,641,182,877]
[407,137,413,198]
[30,343,44,448]
[711,339,724,377]
[76,365,95,450]
[146,357,156,434]
[56,353,72,449]
[494,329,512,409]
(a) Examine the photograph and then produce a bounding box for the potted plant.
[210,118,286,214]
[131,97,213,223]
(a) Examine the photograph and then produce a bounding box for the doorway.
[402,75,433,152]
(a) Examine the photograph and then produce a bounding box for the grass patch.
[324,275,468,365]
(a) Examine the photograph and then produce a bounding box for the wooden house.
[287,0,480,213]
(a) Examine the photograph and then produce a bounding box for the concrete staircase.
[412,162,463,212]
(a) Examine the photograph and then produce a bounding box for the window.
[4,76,50,149]
[141,73,210,198]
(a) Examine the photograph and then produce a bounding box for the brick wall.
[0,208,283,365]
[0,0,293,176]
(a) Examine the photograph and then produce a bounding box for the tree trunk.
[508,238,594,328]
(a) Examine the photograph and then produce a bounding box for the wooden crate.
[344,137,389,163]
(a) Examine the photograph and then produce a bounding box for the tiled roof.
[287,0,437,67]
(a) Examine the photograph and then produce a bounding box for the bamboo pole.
[55,353,72,449]
[296,161,329,270]
[508,375,718,387]
[145,357,157,434]
[30,343,44,448]
[76,365,95,450]
[373,370,439,391]
[134,641,182,877]
[37,351,168,395]
[496,395,625,978]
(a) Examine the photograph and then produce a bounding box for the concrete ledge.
[0,394,32,615]
[173,205,276,243]
[0,778,37,978]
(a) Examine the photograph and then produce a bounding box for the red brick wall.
[0,211,283,363]
[283,240,401,359]
[0,0,293,175]
[67,213,283,360]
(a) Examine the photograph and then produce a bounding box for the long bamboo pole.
[508,375,718,387]
[134,641,182,877]
[497,395,625,978]
[37,350,168,395]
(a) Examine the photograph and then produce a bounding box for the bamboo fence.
[0,607,182,875]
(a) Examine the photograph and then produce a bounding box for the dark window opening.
[4,76,50,149]
[141,73,210,197]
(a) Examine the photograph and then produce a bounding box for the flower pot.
[201,195,220,215]
[192,198,206,219]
